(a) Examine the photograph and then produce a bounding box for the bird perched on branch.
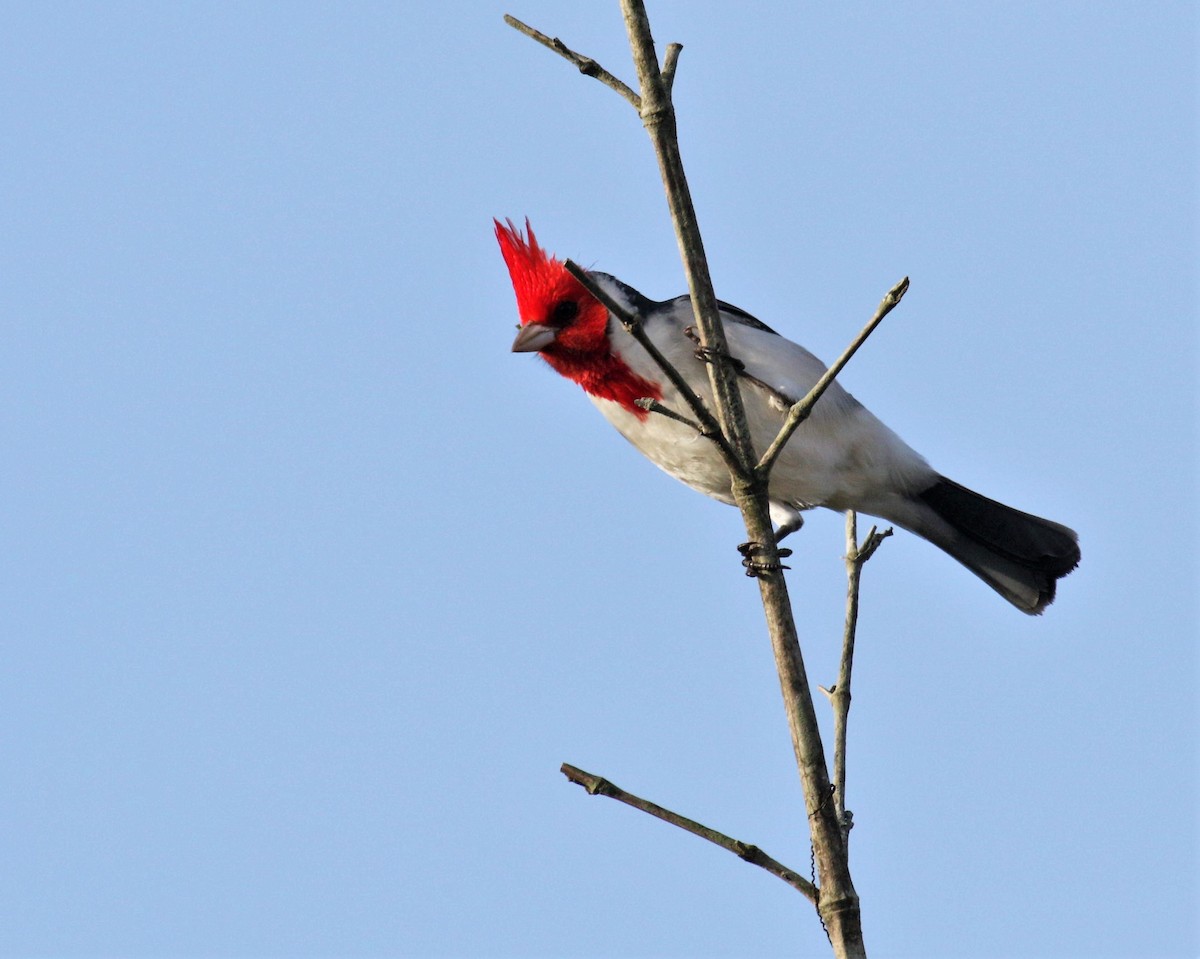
[496,219,1079,613]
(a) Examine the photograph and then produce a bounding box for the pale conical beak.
[511,322,557,353]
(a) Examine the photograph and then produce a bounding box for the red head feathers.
[494,217,613,356]
[494,218,595,330]
[495,218,660,415]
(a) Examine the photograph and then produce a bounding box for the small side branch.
[561,763,819,904]
[504,14,643,110]
[661,42,683,93]
[821,513,893,847]
[635,397,703,432]
[757,277,910,478]
[565,260,744,474]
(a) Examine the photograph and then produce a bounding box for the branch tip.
[662,42,683,92]
[560,763,611,796]
[853,526,894,565]
[636,398,703,432]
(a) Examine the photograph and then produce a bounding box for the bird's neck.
[544,345,661,417]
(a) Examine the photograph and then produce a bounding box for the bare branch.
[561,763,819,904]
[512,4,879,954]
[618,2,865,952]
[825,513,893,847]
[564,260,744,473]
[756,277,910,478]
[503,14,642,109]
[662,42,683,93]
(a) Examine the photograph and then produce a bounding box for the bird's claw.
[684,327,746,372]
[737,540,792,577]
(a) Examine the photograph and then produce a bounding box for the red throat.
[495,218,661,417]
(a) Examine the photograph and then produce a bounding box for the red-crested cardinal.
[496,219,1079,613]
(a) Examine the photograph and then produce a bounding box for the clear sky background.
[1,2,1195,957]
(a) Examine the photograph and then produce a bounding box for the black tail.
[914,476,1080,614]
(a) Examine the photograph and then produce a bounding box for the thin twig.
[756,277,910,478]
[821,513,892,849]
[561,763,819,904]
[635,397,703,431]
[564,260,743,473]
[503,15,642,109]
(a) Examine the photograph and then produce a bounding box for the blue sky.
[1,2,1195,957]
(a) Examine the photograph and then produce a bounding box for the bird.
[496,218,1080,613]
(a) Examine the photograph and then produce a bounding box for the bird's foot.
[684,326,746,372]
[737,540,792,577]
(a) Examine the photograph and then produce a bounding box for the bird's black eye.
[548,299,579,327]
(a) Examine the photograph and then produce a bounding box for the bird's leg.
[773,513,805,541]
[769,501,812,542]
